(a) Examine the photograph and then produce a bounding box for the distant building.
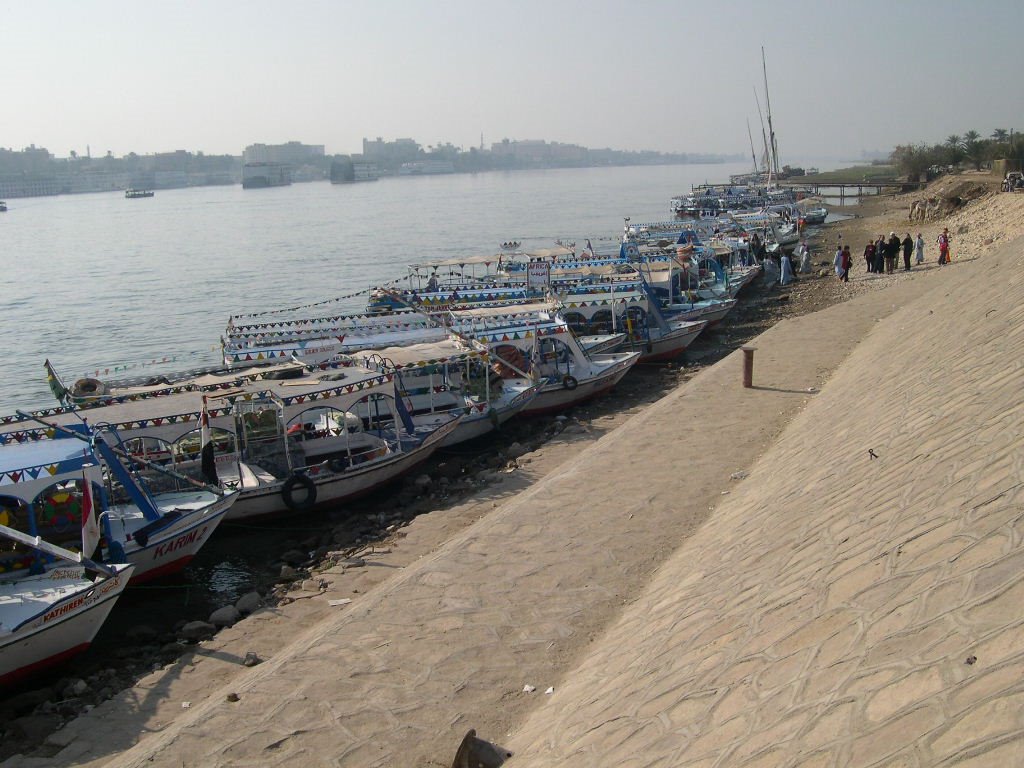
[242,162,292,189]
[398,160,454,175]
[330,156,379,183]
[243,141,324,166]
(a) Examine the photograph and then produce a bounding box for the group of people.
[860,232,920,275]
[831,228,953,281]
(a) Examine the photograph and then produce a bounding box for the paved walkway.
[12,250,1003,767]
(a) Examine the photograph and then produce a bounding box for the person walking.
[937,227,952,264]
[915,232,925,265]
[840,245,852,282]
[780,251,794,285]
[797,240,812,273]
[902,233,914,271]
[864,240,876,273]
[834,244,844,279]
[874,235,886,274]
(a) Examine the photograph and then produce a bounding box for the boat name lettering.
[153,526,208,559]
[48,568,85,580]
[43,595,87,622]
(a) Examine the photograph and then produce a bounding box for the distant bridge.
[779,179,928,202]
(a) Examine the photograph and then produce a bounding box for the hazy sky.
[3,0,1022,162]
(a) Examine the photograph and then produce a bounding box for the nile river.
[1,162,770,414]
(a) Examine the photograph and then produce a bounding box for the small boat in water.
[0,440,135,685]
[0,201,7,212]
[125,189,154,199]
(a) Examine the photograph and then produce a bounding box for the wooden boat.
[355,339,539,446]
[124,189,154,199]
[4,416,238,583]
[0,440,135,685]
[451,303,641,415]
[20,359,461,521]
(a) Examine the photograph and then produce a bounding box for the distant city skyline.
[2,1,1022,162]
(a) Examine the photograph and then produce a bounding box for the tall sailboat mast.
[746,119,758,177]
[754,88,772,186]
[762,46,780,179]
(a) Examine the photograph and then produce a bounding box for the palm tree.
[991,128,1009,143]
[945,134,964,165]
[962,130,985,170]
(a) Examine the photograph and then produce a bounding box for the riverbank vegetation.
[890,129,1024,178]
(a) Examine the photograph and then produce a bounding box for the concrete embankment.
[508,233,1024,766]
[9,193,1024,768]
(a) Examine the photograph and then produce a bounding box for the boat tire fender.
[562,375,578,391]
[281,473,317,513]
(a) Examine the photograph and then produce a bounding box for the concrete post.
[742,346,756,388]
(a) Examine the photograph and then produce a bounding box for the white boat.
[451,303,641,415]
[5,416,238,584]
[356,339,540,446]
[24,359,461,522]
[0,440,135,685]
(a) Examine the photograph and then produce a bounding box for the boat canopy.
[359,340,485,368]
[411,254,509,269]
[452,301,554,320]
[0,438,91,482]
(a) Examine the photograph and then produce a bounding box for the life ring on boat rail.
[281,473,317,513]
[562,375,579,391]
[71,377,107,399]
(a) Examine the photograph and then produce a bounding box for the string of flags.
[229,273,415,320]
[1,374,397,446]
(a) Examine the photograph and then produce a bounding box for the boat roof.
[1,362,398,444]
[452,302,554,320]
[412,254,510,269]
[0,438,92,479]
[355,339,483,368]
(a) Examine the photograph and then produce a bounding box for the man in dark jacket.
[901,233,914,271]
[886,233,901,274]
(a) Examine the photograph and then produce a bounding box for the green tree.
[943,134,963,166]
[962,130,986,170]
[890,143,936,179]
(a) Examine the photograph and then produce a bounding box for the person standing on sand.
[874,235,886,274]
[886,232,901,274]
[780,251,794,285]
[902,233,914,271]
[864,240,876,273]
[938,227,952,264]
[841,245,852,282]
[915,232,925,265]
[796,240,812,273]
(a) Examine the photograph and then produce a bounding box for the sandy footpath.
[8,182,1023,768]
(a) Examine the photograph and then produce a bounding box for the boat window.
[122,435,175,466]
[173,428,236,461]
[561,311,588,335]
[31,480,91,552]
[0,495,34,574]
[588,309,614,334]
